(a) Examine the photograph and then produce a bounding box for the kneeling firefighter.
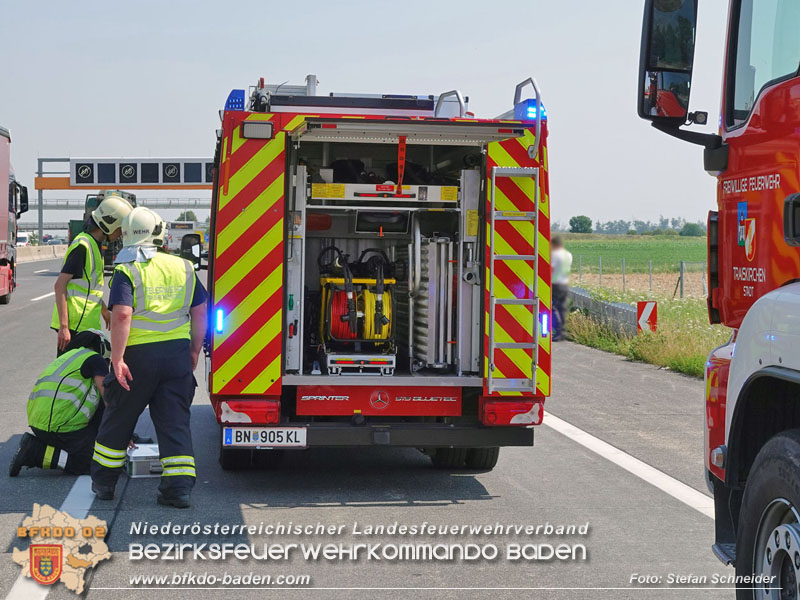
[90,207,208,508]
[9,330,111,476]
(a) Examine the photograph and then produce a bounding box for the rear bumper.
[224,423,534,448]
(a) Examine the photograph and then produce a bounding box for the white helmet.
[86,328,112,360]
[91,194,133,235]
[122,206,166,247]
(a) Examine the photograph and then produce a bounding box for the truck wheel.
[253,450,284,469]
[465,447,500,471]
[0,292,9,305]
[218,430,252,471]
[219,446,252,470]
[431,448,468,469]
[735,429,800,600]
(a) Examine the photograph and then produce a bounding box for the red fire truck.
[0,126,28,304]
[203,76,552,471]
[638,1,800,596]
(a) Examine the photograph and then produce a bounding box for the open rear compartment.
[282,139,485,393]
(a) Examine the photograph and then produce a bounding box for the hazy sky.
[1,0,728,229]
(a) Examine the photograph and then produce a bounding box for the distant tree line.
[553,215,706,237]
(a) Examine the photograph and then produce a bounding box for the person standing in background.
[551,236,572,341]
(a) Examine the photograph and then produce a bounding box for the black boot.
[156,492,191,509]
[91,481,115,500]
[131,432,154,444]
[9,433,41,477]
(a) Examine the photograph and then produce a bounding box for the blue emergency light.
[540,313,550,338]
[215,309,224,333]
[225,89,245,111]
[514,99,547,122]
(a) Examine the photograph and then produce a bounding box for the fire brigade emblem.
[370,390,390,410]
[30,544,62,585]
[737,202,747,246]
[744,218,756,261]
[737,202,756,261]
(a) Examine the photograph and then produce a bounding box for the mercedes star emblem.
[370,391,390,410]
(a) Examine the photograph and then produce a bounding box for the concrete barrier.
[569,286,637,336]
[15,245,67,263]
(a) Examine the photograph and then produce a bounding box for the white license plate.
[223,427,307,448]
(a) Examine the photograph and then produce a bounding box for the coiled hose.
[362,289,392,340]
[330,290,358,339]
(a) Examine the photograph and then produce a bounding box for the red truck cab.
[638,1,800,596]
[0,127,29,304]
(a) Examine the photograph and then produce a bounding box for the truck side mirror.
[637,0,698,125]
[180,233,204,270]
[18,185,28,217]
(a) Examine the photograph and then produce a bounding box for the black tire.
[465,447,500,471]
[218,429,252,471]
[735,429,800,600]
[253,450,284,469]
[219,446,252,470]
[431,448,468,469]
[0,293,9,305]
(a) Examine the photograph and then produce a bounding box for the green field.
[567,288,729,378]
[559,234,706,273]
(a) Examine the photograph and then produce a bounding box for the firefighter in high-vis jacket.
[9,330,111,476]
[52,194,133,354]
[90,207,208,508]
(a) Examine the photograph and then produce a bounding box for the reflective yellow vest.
[27,348,101,433]
[114,251,195,345]
[50,233,104,331]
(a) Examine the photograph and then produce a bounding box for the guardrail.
[568,286,637,336]
[16,245,67,263]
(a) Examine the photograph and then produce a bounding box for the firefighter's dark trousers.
[29,404,105,475]
[90,339,196,498]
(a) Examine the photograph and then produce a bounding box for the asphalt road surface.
[0,259,734,599]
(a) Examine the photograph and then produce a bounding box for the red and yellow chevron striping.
[484,124,551,397]
[211,113,288,395]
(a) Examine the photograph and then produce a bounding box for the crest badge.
[30,544,62,585]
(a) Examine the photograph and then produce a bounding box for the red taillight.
[480,399,543,426]
[220,400,280,424]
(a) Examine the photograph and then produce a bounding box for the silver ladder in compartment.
[487,166,540,395]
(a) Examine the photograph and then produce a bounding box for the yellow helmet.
[92,194,133,235]
[122,206,166,247]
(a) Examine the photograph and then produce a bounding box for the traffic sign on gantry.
[70,158,213,188]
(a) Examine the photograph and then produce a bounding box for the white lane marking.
[30,292,55,302]
[33,269,49,274]
[5,476,95,600]
[543,411,714,519]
